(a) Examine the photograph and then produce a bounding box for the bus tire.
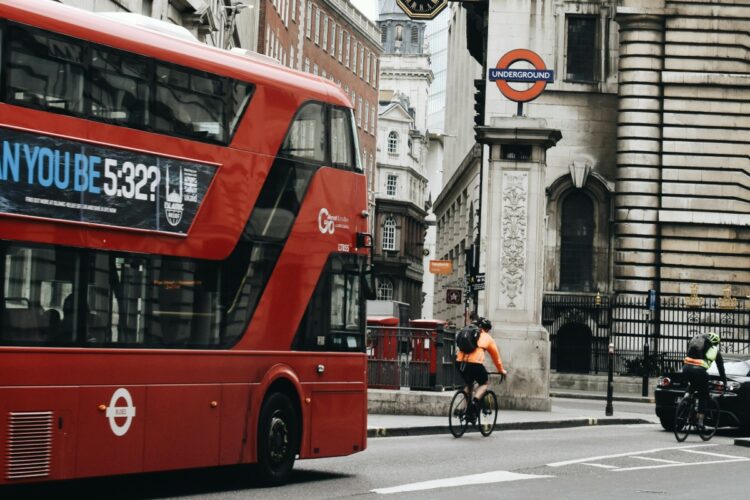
[257,392,299,485]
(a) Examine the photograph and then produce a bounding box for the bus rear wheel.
[257,392,299,485]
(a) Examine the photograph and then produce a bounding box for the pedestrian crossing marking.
[548,443,750,473]
[631,456,683,464]
[371,471,553,495]
[582,463,617,469]
[547,443,717,467]
[613,458,749,472]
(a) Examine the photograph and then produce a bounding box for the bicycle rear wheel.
[673,396,691,442]
[448,391,470,438]
[478,391,498,437]
[699,397,720,441]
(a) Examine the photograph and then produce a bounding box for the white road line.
[547,444,717,467]
[613,458,750,472]
[680,449,748,460]
[371,471,553,495]
[582,463,618,469]
[631,456,683,464]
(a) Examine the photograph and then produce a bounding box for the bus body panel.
[242,167,368,351]
[0,350,366,483]
[0,0,368,485]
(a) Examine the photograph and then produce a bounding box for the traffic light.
[473,79,485,140]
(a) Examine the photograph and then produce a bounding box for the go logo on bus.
[104,388,137,437]
[318,208,336,235]
[488,48,555,102]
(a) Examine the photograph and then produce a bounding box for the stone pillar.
[614,7,665,295]
[477,117,561,411]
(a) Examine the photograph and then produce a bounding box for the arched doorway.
[556,322,592,373]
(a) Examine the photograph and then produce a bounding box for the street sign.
[396,0,448,20]
[429,260,453,274]
[467,273,485,291]
[446,288,462,304]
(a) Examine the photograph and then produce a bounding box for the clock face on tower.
[396,0,448,20]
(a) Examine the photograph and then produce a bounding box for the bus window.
[1,22,253,145]
[89,46,151,128]
[330,106,354,170]
[293,254,365,352]
[0,245,77,344]
[279,102,326,163]
[6,24,85,114]
[154,64,226,142]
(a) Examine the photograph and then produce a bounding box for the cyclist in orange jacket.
[455,317,507,417]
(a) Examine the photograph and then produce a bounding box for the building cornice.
[323,0,383,50]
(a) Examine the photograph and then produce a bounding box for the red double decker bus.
[0,0,370,485]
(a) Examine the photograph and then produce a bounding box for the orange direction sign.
[429,260,453,275]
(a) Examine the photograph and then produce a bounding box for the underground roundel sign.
[488,49,555,103]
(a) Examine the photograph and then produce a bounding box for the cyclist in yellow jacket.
[455,317,507,417]
[683,331,726,428]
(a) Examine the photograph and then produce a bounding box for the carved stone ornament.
[499,171,528,308]
[718,285,738,310]
[569,158,592,189]
[685,283,704,308]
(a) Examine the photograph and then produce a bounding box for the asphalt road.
[5,400,749,500]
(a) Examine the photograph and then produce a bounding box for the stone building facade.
[435,0,750,329]
[371,0,431,319]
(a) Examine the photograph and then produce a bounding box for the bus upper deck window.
[330,107,354,170]
[89,47,150,128]
[154,64,226,143]
[6,25,85,114]
[280,103,326,163]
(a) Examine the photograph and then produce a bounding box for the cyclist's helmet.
[706,331,720,346]
[478,318,492,331]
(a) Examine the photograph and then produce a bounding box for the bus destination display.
[0,127,216,235]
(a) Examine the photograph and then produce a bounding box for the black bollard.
[606,342,614,416]
[642,343,649,397]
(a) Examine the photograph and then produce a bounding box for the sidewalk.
[367,391,659,438]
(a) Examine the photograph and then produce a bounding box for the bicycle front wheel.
[673,397,691,442]
[699,397,720,441]
[478,391,499,437]
[448,391,470,438]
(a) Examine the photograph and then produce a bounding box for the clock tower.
[396,0,448,20]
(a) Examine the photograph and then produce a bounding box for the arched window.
[559,191,594,291]
[387,131,399,154]
[395,25,403,42]
[376,279,393,300]
[382,217,396,251]
[381,26,387,44]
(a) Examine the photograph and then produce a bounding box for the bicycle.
[448,372,505,438]
[673,383,721,442]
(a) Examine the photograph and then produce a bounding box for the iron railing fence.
[366,325,463,391]
[544,293,750,377]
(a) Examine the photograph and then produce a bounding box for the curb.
[367,418,653,438]
[551,392,655,404]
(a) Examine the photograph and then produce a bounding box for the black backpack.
[687,334,708,358]
[456,325,480,354]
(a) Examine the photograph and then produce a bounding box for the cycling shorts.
[455,360,488,386]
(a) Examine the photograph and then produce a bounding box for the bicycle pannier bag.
[456,325,480,354]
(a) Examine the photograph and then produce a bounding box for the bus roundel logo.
[488,49,555,103]
[106,388,137,437]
